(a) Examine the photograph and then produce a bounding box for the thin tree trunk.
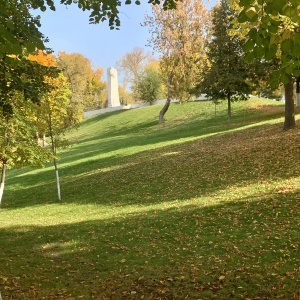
[227,93,231,124]
[284,76,295,130]
[159,74,173,124]
[53,158,61,201]
[42,133,46,147]
[48,111,61,200]
[296,76,300,107]
[0,161,7,205]
[36,131,40,145]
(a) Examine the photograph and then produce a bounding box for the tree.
[29,51,72,201]
[30,0,179,29]
[0,0,59,113]
[39,73,71,201]
[0,1,58,204]
[0,0,46,59]
[119,84,133,105]
[57,52,105,124]
[0,7,58,115]
[144,0,210,123]
[196,0,252,124]
[116,47,154,91]
[0,95,53,204]
[236,0,300,130]
[134,69,163,105]
[85,67,107,111]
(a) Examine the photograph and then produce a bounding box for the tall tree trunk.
[296,76,300,107]
[42,133,46,147]
[284,76,295,130]
[48,112,61,200]
[53,158,61,201]
[227,93,231,124]
[0,160,7,205]
[159,74,173,124]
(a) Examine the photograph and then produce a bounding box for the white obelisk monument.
[107,67,120,107]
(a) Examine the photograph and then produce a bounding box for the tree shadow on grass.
[31,105,287,172]
[3,121,300,211]
[4,105,234,195]
[56,101,286,170]
[0,189,299,299]
[75,100,285,146]
[5,100,283,196]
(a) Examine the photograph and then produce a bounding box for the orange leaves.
[28,50,56,67]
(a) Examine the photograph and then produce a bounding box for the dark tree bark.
[159,74,173,124]
[283,76,295,130]
[296,76,300,107]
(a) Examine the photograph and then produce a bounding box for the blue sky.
[37,2,154,73]
[36,1,216,78]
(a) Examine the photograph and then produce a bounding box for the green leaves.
[0,0,47,60]
[281,39,294,53]
[242,38,255,52]
[200,0,251,103]
[238,0,300,85]
[134,69,163,105]
[245,7,258,20]
[265,44,277,60]
[244,51,255,63]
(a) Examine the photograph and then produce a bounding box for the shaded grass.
[0,99,299,299]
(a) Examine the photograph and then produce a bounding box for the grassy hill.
[0,99,299,299]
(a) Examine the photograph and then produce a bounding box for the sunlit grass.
[0,99,299,299]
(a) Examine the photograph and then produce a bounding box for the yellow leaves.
[0,275,8,283]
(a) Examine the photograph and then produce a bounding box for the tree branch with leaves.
[235,0,300,130]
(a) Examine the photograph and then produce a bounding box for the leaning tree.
[143,0,210,123]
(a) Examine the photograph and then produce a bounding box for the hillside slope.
[0,99,299,299]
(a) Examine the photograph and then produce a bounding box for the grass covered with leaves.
[0,99,299,299]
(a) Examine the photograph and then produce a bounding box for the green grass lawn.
[0,99,299,299]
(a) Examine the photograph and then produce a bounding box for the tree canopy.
[196,0,251,123]
[144,0,209,122]
[235,0,299,129]
[34,0,179,29]
[57,52,106,123]
[0,0,58,115]
[134,68,163,105]
[116,47,154,90]
[236,0,300,85]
